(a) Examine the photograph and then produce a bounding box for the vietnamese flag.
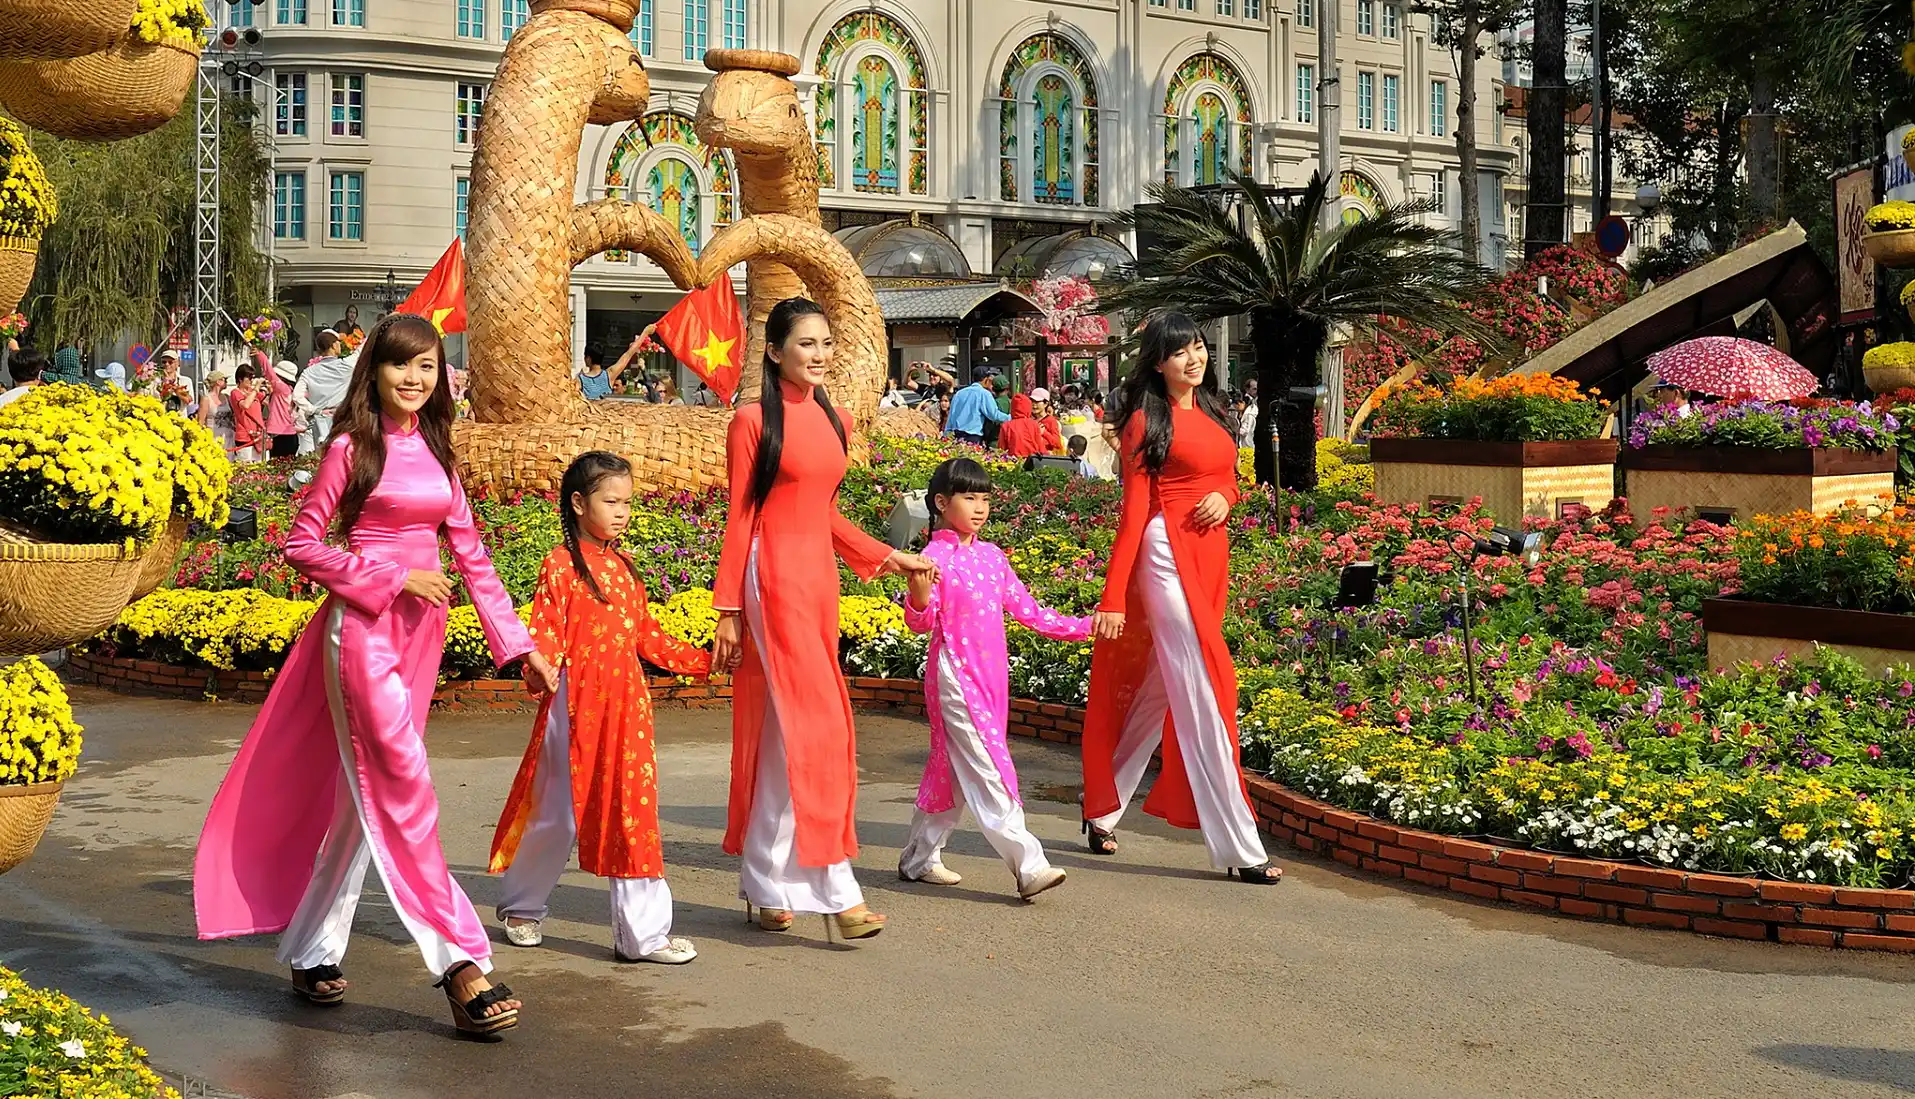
[396,238,467,336]
[652,272,745,405]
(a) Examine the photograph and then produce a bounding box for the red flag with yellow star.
[395,238,467,336]
[653,272,744,405]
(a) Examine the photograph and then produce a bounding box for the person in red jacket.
[1078,311,1281,885]
[997,392,1046,457]
[1031,387,1063,454]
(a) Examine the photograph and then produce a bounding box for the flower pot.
[0,236,35,317]
[1703,596,1915,676]
[0,780,63,875]
[0,36,200,142]
[0,0,139,62]
[130,516,188,602]
[1863,229,1915,268]
[1368,437,1618,523]
[1620,445,1895,521]
[0,526,142,658]
[1865,363,1915,396]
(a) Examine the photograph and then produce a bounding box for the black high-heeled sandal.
[1081,818,1118,856]
[1227,863,1284,885]
[290,964,347,1005]
[433,961,519,1037]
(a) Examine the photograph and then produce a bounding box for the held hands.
[403,569,454,604]
[712,613,743,674]
[906,565,935,611]
[520,651,559,697]
[1094,611,1125,641]
[880,551,939,584]
[1191,491,1231,530]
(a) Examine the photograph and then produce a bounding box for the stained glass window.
[1191,92,1229,185]
[1031,74,1075,205]
[648,157,702,253]
[851,54,900,193]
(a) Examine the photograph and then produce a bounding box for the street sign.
[1594,215,1630,259]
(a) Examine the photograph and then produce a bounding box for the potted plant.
[0,117,56,318]
[0,0,208,143]
[0,655,81,874]
[1864,339,1915,395]
[1705,505,1915,673]
[1368,373,1616,521]
[1622,399,1897,522]
[1865,201,1915,268]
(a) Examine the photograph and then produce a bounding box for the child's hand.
[1094,611,1125,641]
[907,566,935,611]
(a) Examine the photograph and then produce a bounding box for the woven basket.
[0,525,142,658]
[0,237,35,317]
[131,516,188,601]
[1863,229,1915,269]
[1865,363,1915,397]
[530,0,638,29]
[0,780,63,875]
[0,0,139,62]
[0,36,200,142]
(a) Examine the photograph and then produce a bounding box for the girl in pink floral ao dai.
[899,458,1092,900]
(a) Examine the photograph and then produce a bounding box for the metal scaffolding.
[191,54,221,389]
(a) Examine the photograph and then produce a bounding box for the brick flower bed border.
[62,654,1915,951]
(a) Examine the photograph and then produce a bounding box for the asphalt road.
[2,687,1912,1099]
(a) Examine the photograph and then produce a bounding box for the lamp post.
[383,269,397,318]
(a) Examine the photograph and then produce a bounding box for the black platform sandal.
[1081,818,1118,856]
[290,964,347,1005]
[433,961,519,1038]
[1227,863,1284,885]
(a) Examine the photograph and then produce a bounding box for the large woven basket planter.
[0,236,36,317]
[1863,229,1915,269]
[0,531,142,658]
[0,37,200,142]
[130,516,188,601]
[1621,445,1896,522]
[1864,363,1915,396]
[0,0,139,62]
[1369,438,1618,523]
[0,780,63,875]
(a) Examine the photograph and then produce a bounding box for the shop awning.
[873,285,1039,324]
[1510,222,1838,395]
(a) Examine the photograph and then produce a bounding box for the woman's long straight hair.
[1112,310,1232,474]
[559,450,642,604]
[327,313,458,538]
[749,297,847,508]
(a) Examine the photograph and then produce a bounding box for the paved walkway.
[2,687,1912,1099]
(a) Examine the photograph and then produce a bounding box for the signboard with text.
[1834,165,1878,324]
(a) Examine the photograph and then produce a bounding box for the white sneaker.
[503,918,543,947]
[1017,867,1067,901]
[899,862,963,886]
[631,936,697,965]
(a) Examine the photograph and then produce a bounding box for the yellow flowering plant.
[1864,340,1915,371]
[129,0,210,46]
[0,385,231,546]
[1867,200,1915,232]
[106,589,318,672]
[0,965,183,1099]
[0,657,82,787]
[649,588,718,650]
[0,118,57,243]
[839,593,906,645]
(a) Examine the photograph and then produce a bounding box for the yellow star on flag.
[430,307,456,335]
[691,332,735,372]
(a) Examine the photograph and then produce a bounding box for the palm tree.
[1106,169,1493,490]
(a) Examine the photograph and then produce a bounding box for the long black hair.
[559,449,641,604]
[925,457,993,530]
[749,297,847,508]
[1112,310,1231,474]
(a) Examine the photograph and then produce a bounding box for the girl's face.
[770,314,833,388]
[1157,338,1209,391]
[377,345,440,418]
[572,472,634,545]
[937,491,991,539]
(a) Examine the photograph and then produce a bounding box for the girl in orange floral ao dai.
[491,451,713,965]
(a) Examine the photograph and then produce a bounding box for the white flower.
[59,1038,86,1059]
[0,988,9,1001]
[0,1021,19,1037]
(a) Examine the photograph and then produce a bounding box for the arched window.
[602,110,733,258]
[998,32,1101,207]
[1162,51,1255,186]
[813,11,929,196]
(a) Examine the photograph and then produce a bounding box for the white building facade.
[225,0,1519,368]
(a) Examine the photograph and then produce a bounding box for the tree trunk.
[1745,69,1779,226]
[1708,100,1745,250]
[1251,307,1327,491]
[1525,0,1567,260]
[1455,6,1483,266]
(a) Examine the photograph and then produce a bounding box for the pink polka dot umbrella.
[1645,336,1818,400]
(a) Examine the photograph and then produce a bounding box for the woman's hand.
[1191,491,1231,530]
[881,551,939,583]
[1094,611,1125,641]
[712,613,743,673]
[403,569,454,604]
[521,651,559,696]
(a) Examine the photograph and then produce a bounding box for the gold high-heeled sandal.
[744,901,794,932]
[824,905,886,943]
